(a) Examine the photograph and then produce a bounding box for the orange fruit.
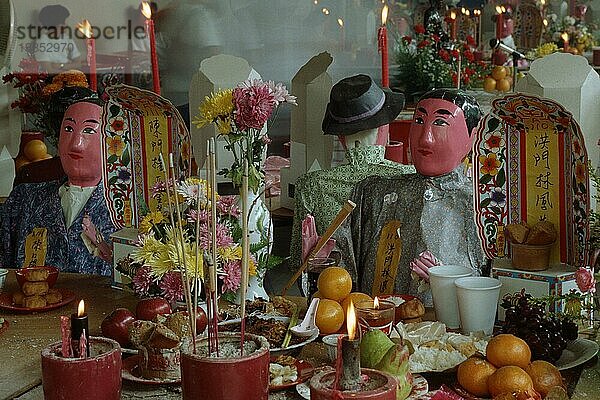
[317,267,352,302]
[315,298,345,334]
[491,65,508,80]
[525,360,564,397]
[341,292,372,317]
[483,77,497,92]
[487,366,534,397]
[497,78,511,92]
[23,139,48,161]
[487,334,531,369]
[457,357,497,397]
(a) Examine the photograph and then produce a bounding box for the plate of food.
[0,288,76,313]
[220,315,319,356]
[294,373,430,399]
[121,355,181,385]
[269,355,314,391]
[219,296,298,321]
[555,338,599,371]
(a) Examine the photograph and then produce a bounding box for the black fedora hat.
[322,74,405,136]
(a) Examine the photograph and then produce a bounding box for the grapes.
[500,290,577,363]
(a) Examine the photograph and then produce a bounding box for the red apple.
[101,308,136,346]
[176,306,208,334]
[136,297,172,321]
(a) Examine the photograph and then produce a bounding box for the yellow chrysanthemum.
[150,249,177,278]
[164,228,204,281]
[217,245,257,276]
[192,89,234,130]
[139,211,165,234]
[132,235,165,265]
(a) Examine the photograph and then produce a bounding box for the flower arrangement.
[394,25,491,96]
[525,42,559,60]
[117,177,281,302]
[545,14,596,53]
[193,79,296,193]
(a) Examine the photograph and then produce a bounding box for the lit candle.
[340,300,361,391]
[338,18,345,52]
[142,2,161,94]
[71,300,89,357]
[561,32,570,51]
[356,297,395,337]
[378,5,389,87]
[76,20,96,91]
[473,9,481,47]
[495,5,504,39]
[450,11,457,41]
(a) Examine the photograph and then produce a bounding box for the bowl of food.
[15,266,59,289]
[322,333,344,362]
[378,294,424,324]
[0,269,8,292]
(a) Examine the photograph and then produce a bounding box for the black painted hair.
[418,88,482,135]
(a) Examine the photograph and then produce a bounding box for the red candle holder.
[355,300,395,338]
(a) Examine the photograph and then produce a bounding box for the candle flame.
[461,7,466,14]
[473,9,481,16]
[374,296,380,309]
[322,7,329,15]
[495,5,503,14]
[77,299,85,317]
[141,1,152,19]
[347,300,357,340]
[76,19,92,39]
[314,0,318,3]
[465,10,470,16]
[540,0,546,5]
[450,11,456,20]
[501,6,506,12]
[561,32,569,41]
[381,5,388,25]
[543,19,548,26]
[337,18,344,28]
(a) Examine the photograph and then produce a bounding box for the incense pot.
[309,368,397,400]
[180,332,270,400]
[41,337,121,400]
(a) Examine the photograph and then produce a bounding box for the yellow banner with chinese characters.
[142,115,169,213]
[525,129,560,263]
[372,221,403,296]
[23,227,48,267]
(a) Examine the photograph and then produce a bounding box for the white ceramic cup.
[428,265,473,329]
[454,277,502,335]
[0,269,8,293]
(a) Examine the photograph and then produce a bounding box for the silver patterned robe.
[336,167,485,299]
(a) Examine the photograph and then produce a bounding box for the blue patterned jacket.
[1,180,116,275]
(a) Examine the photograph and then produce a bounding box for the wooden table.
[2,271,600,399]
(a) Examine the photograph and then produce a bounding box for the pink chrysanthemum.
[221,260,241,293]
[196,222,234,249]
[233,84,275,131]
[217,196,241,218]
[187,209,210,224]
[159,271,184,302]
[266,81,297,105]
[132,266,153,296]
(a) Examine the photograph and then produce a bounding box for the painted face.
[58,102,102,187]
[409,98,473,177]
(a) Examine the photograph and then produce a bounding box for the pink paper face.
[58,101,103,187]
[409,98,473,177]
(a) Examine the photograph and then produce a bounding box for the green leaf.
[480,174,492,185]
[107,154,118,164]
[109,105,120,118]
[480,198,492,208]
[496,168,506,187]
[121,148,130,166]
[108,175,118,186]
[488,117,500,132]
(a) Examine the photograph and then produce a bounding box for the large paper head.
[58,99,103,187]
[409,89,482,177]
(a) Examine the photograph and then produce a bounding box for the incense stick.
[203,146,214,353]
[209,138,219,355]
[167,153,195,348]
[281,199,357,295]
[192,166,202,352]
[240,157,249,354]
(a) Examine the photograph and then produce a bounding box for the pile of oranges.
[457,334,565,399]
[483,66,513,93]
[15,139,52,171]
[313,266,372,334]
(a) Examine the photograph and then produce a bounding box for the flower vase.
[236,188,272,302]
